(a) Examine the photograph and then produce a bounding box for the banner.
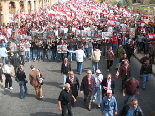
[129,28,136,38]
[57,45,67,53]
[102,32,111,39]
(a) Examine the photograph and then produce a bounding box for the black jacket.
[101,78,115,94]
[16,71,26,81]
[61,63,71,74]
[140,56,151,64]
[140,64,152,75]
[119,105,143,116]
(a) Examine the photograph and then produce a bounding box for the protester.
[122,77,140,104]
[3,60,14,89]
[69,46,86,75]
[101,73,115,98]
[61,58,71,88]
[91,46,101,74]
[80,70,96,111]
[119,98,144,116]
[101,90,118,116]
[119,60,131,89]
[92,69,103,108]
[105,47,115,71]
[66,71,79,106]
[16,66,28,99]
[10,52,21,73]
[58,83,76,116]
[140,60,152,90]
[29,65,43,99]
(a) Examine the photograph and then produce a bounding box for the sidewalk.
[134,53,155,76]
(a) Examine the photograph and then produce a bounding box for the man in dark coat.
[80,70,96,111]
[66,71,79,106]
[10,52,21,73]
[119,61,131,89]
[119,99,143,116]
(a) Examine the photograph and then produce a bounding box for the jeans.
[92,61,98,74]
[51,49,56,60]
[102,46,107,57]
[84,48,89,58]
[33,49,37,60]
[37,49,43,60]
[47,50,52,60]
[1,57,8,65]
[56,53,61,61]
[77,62,83,74]
[142,74,150,88]
[63,74,68,87]
[93,87,101,106]
[19,81,28,98]
[103,110,113,116]
[4,73,12,88]
[19,55,25,65]
[69,48,74,61]
[88,47,93,57]
[124,94,136,104]
[112,44,118,54]
[25,51,30,61]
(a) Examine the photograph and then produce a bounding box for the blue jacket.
[101,96,118,112]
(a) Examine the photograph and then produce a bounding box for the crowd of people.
[0,0,155,116]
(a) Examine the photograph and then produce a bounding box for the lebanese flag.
[148,33,155,39]
[115,69,120,78]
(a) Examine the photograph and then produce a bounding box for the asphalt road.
[0,56,154,116]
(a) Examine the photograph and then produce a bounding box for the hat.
[96,69,101,73]
[107,90,112,94]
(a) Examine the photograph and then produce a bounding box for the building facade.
[0,0,60,26]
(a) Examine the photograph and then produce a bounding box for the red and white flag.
[148,33,155,40]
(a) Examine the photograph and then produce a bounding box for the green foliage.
[150,0,155,4]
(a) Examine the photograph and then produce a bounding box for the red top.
[112,36,118,44]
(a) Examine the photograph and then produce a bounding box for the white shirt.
[70,49,86,62]
[3,64,11,74]
[92,73,103,88]
[24,42,31,51]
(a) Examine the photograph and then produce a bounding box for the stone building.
[0,0,62,26]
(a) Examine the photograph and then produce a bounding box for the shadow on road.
[30,112,61,116]
[44,81,62,89]
[42,98,58,104]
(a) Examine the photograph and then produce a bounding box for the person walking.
[10,52,21,73]
[122,77,140,104]
[92,69,103,108]
[115,45,126,70]
[66,71,79,106]
[140,60,152,90]
[61,58,71,88]
[80,70,96,111]
[119,99,143,116]
[16,66,28,99]
[69,46,86,75]
[101,73,115,98]
[119,61,131,89]
[91,47,101,74]
[58,83,76,116]
[101,90,118,116]
[3,60,14,90]
[105,47,115,71]
[29,65,43,99]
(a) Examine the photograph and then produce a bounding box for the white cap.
[107,90,112,94]
[96,69,101,73]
